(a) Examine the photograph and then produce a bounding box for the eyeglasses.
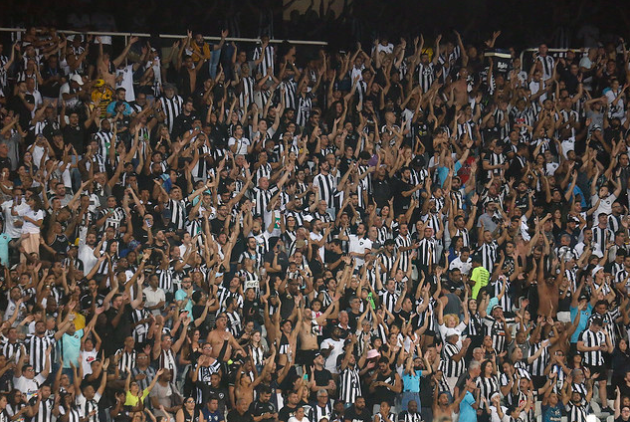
[186,400,195,404]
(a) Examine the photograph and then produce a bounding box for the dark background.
[1,0,629,54]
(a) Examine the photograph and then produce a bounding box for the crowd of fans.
[2,20,630,422]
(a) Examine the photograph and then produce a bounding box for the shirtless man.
[297,295,339,365]
[234,349,274,408]
[96,36,138,89]
[206,313,246,362]
[452,67,469,107]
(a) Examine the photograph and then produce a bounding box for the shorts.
[557,311,571,323]
[586,364,607,381]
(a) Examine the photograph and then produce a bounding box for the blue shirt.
[175,289,193,313]
[437,162,462,187]
[61,328,83,368]
[402,370,422,393]
[202,409,224,422]
[0,233,10,266]
[570,303,592,343]
[542,404,562,422]
[459,391,477,422]
[106,101,133,116]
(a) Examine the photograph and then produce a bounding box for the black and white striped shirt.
[33,398,54,422]
[296,93,313,127]
[26,334,52,374]
[537,55,555,80]
[476,376,499,410]
[158,348,178,379]
[313,173,337,208]
[311,402,333,422]
[160,95,184,133]
[379,290,399,314]
[93,130,114,158]
[115,348,137,374]
[580,328,605,366]
[482,316,508,353]
[566,402,588,422]
[253,45,275,77]
[252,185,279,222]
[417,62,435,94]
[528,342,548,376]
[226,311,242,337]
[338,365,362,404]
[239,76,255,110]
[395,233,413,272]
[397,411,422,422]
[478,241,498,272]
[592,225,613,255]
[1,340,22,361]
[195,361,222,404]
[131,308,150,343]
[165,198,190,230]
[440,342,465,378]
[416,237,436,268]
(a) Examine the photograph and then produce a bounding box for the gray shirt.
[477,213,498,234]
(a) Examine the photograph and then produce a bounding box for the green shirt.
[470,266,490,299]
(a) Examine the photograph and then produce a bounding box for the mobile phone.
[145,218,153,228]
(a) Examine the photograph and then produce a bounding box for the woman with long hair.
[58,392,81,422]
[476,359,499,422]
[175,397,205,422]
[613,338,630,390]
[247,330,267,373]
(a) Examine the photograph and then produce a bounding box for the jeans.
[209,48,222,79]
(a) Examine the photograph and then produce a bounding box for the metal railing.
[0,27,328,47]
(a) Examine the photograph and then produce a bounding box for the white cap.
[70,74,84,86]
[591,265,603,278]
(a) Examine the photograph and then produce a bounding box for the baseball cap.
[71,74,84,86]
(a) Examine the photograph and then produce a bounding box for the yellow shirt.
[470,266,490,299]
[73,312,86,330]
[124,389,150,407]
[190,43,211,63]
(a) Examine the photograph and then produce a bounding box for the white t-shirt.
[13,374,46,401]
[17,207,44,234]
[80,350,99,375]
[310,232,324,262]
[449,256,473,275]
[2,200,28,239]
[319,338,344,374]
[59,82,79,108]
[116,64,135,102]
[228,137,251,155]
[591,193,616,221]
[79,243,98,275]
[348,235,372,269]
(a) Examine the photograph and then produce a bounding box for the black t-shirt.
[263,251,289,277]
[104,304,133,355]
[278,404,297,422]
[208,385,229,414]
[343,406,372,422]
[62,123,87,155]
[249,400,277,422]
[313,368,333,388]
[392,177,413,215]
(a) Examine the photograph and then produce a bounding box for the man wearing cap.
[309,353,336,396]
[577,314,612,413]
[480,302,512,355]
[59,73,84,109]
